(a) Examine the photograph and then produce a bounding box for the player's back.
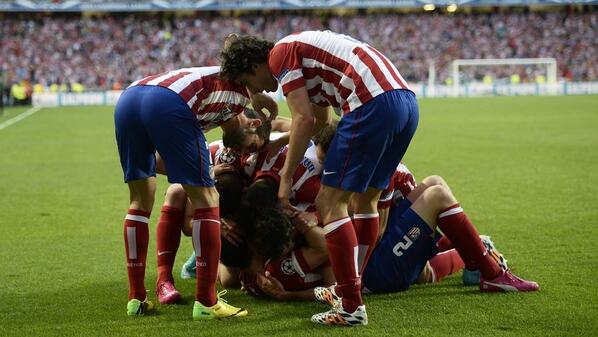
[129,66,249,130]
[271,30,410,115]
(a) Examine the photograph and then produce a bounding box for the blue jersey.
[362,201,439,293]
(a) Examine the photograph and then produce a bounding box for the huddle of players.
[152,110,538,317]
[116,30,539,326]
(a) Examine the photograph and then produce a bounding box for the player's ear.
[247,118,262,128]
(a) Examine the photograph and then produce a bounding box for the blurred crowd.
[1,10,597,95]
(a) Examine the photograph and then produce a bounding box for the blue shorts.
[114,85,214,186]
[362,205,438,293]
[321,89,418,193]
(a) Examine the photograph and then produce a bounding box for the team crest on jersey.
[213,104,233,124]
[281,258,296,275]
[217,148,237,164]
[276,68,290,82]
[407,227,421,241]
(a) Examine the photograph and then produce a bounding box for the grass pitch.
[0,95,597,336]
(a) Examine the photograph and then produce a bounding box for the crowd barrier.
[32,82,598,107]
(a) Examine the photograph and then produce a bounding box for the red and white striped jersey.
[249,142,322,211]
[378,162,416,210]
[209,140,247,173]
[209,133,287,181]
[129,66,250,131]
[268,30,411,116]
[264,248,323,292]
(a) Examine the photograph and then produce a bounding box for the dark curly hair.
[312,119,338,154]
[239,178,279,222]
[220,35,274,82]
[237,177,293,259]
[214,171,245,220]
[249,208,294,260]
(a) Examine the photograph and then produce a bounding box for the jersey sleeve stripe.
[281,77,306,95]
[137,73,166,86]
[156,71,193,88]
[352,46,394,92]
[178,78,204,103]
[366,46,410,90]
[280,69,305,87]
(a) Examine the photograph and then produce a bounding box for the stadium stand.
[1,8,596,93]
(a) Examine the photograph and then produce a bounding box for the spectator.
[1,10,596,90]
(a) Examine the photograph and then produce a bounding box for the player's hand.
[251,92,279,121]
[213,163,236,176]
[221,218,244,246]
[257,271,286,300]
[278,175,298,218]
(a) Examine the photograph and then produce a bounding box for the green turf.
[0,96,597,336]
[0,106,34,124]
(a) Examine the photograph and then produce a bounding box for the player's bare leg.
[124,177,156,315]
[312,185,368,326]
[405,175,450,204]
[410,185,539,292]
[183,185,247,320]
[218,264,242,289]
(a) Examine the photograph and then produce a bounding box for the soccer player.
[114,66,277,319]
[155,168,248,304]
[156,109,292,300]
[221,30,419,326]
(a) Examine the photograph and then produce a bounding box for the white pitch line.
[0,106,43,130]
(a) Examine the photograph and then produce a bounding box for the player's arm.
[266,105,328,157]
[311,104,332,138]
[256,272,316,301]
[278,87,316,204]
[271,116,291,132]
[249,92,278,121]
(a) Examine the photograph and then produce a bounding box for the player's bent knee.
[164,184,187,208]
[423,185,455,209]
[422,175,446,188]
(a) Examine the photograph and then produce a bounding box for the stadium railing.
[31,82,598,107]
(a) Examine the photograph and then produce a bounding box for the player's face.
[239,133,266,155]
[238,63,278,93]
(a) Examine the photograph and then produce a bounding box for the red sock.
[353,213,379,276]
[124,209,150,301]
[428,249,465,282]
[324,217,362,313]
[437,204,501,280]
[193,207,220,306]
[436,235,454,252]
[156,205,184,284]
